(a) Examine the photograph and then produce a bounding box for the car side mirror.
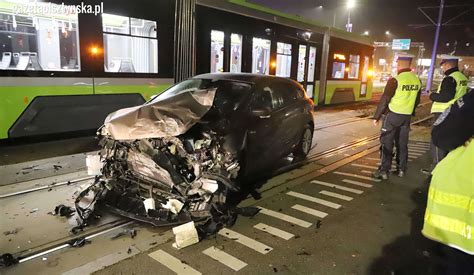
[251,106,272,118]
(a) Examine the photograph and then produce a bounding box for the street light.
[385,30,390,35]
[363,30,369,36]
[346,0,355,32]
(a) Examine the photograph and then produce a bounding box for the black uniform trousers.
[430,113,448,167]
[379,111,411,172]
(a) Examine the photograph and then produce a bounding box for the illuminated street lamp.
[385,30,390,35]
[346,0,355,32]
[363,30,369,36]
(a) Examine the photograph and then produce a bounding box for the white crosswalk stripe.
[311,179,364,194]
[351,163,378,170]
[202,246,247,271]
[287,191,341,209]
[342,179,373,188]
[408,152,423,156]
[408,148,426,153]
[333,171,381,182]
[254,223,294,240]
[218,228,273,254]
[366,157,380,161]
[292,204,328,218]
[148,250,201,275]
[319,190,353,201]
[409,145,430,149]
[257,207,312,228]
[414,142,430,147]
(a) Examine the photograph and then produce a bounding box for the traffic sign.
[392,39,411,50]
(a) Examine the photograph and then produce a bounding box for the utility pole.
[426,0,444,92]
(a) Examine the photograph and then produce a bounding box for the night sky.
[250,0,473,56]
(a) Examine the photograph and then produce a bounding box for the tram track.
[1,113,433,266]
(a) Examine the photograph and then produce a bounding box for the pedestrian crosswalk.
[218,228,273,254]
[254,223,294,240]
[202,246,248,271]
[144,142,430,274]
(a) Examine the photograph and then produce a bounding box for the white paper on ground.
[172,221,199,249]
[86,155,102,176]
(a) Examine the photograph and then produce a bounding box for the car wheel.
[294,124,313,159]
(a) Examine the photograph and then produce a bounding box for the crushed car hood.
[102,89,217,140]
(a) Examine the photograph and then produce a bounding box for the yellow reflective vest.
[422,140,474,254]
[389,71,421,115]
[431,71,469,113]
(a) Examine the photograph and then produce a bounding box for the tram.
[0,0,374,140]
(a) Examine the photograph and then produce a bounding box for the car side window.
[251,86,274,110]
[270,81,297,109]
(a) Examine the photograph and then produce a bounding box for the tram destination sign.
[392,39,411,50]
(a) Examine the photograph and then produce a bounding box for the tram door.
[296,44,317,99]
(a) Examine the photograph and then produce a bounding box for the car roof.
[193,72,291,85]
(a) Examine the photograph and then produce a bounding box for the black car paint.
[193,73,314,180]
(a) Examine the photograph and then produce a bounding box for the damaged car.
[73,73,315,232]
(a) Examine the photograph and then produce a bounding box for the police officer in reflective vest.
[422,55,469,174]
[372,54,422,180]
[422,91,474,272]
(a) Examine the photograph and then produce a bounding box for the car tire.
[294,124,313,159]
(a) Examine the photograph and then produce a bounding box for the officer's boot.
[372,169,389,180]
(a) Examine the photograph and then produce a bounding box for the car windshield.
[151,78,253,113]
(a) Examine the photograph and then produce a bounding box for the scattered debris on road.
[3,228,21,236]
[111,229,137,240]
[53,204,75,217]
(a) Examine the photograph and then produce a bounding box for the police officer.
[422,91,474,273]
[422,55,469,174]
[372,54,422,180]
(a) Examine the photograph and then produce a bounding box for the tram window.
[332,62,346,79]
[102,14,129,35]
[348,54,360,79]
[230,33,242,73]
[307,46,317,82]
[102,13,158,73]
[252,37,271,75]
[131,18,157,38]
[276,42,292,77]
[0,4,80,71]
[210,30,224,73]
[297,45,306,82]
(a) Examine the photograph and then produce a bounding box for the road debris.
[0,254,18,267]
[172,221,199,249]
[53,204,75,217]
[68,237,90,247]
[30,208,39,214]
[111,229,137,240]
[3,228,21,236]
